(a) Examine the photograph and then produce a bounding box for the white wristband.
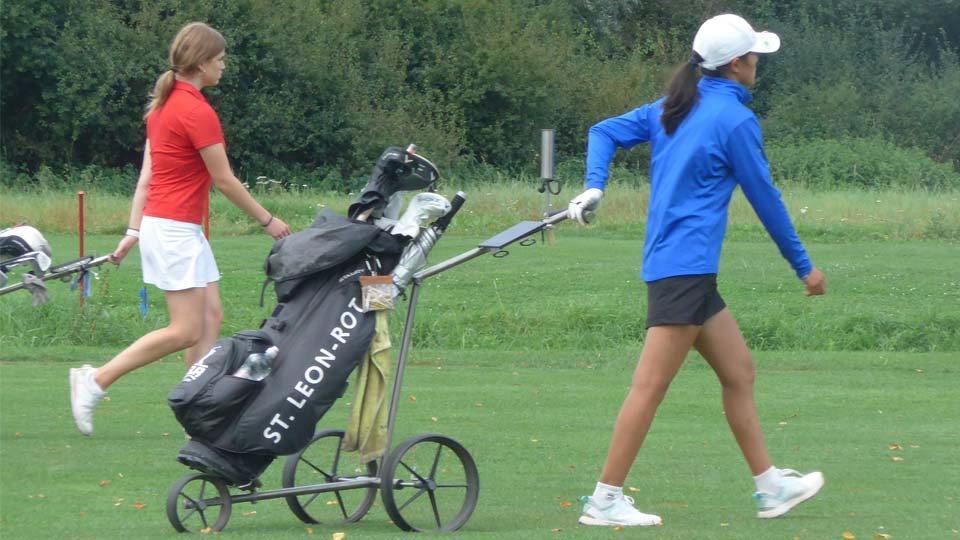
[125,228,140,238]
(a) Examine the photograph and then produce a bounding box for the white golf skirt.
[140,216,220,291]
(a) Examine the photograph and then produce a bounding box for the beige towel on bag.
[342,310,392,463]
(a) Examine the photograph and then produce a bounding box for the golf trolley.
[165,203,579,534]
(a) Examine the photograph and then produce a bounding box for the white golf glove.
[568,188,603,225]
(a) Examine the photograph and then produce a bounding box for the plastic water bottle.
[234,346,278,381]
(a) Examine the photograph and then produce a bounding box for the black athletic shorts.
[645,274,726,328]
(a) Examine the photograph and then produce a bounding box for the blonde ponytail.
[144,70,177,119]
[143,22,226,119]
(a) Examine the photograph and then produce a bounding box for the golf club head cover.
[389,192,451,238]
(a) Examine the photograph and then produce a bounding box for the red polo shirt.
[143,81,225,224]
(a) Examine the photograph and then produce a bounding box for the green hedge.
[5,136,957,196]
[2,0,958,183]
[767,138,960,190]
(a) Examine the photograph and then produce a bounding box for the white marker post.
[540,129,557,245]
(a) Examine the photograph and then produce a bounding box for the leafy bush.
[767,137,960,190]
[0,159,138,193]
[2,0,958,183]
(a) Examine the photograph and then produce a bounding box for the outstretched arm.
[584,104,655,191]
[572,104,657,225]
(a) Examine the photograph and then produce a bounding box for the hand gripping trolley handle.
[165,200,580,534]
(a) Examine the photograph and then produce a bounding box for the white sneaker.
[70,364,106,436]
[578,495,662,527]
[754,469,824,518]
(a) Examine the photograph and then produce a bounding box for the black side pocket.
[180,376,262,441]
[168,338,240,420]
[168,330,275,440]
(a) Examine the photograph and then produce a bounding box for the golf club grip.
[434,191,467,232]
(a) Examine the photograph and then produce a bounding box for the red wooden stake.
[78,191,85,309]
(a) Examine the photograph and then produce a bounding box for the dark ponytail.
[661,52,747,135]
[660,52,703,135]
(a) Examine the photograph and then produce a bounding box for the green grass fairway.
[1,207,957,539]
[1,235,958,355]
[1,352,957,540]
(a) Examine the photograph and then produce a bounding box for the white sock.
[753,466,781,494]
[592,482,622,504]
[88,370,106,394]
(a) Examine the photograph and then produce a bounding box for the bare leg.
[694,308,772,475]
[184,281,223,367]
[599,324,701,486]
[94,288,206,389]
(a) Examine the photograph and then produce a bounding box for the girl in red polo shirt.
[69,22,291,436]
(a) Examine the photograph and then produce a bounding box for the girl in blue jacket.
[569,14,827,527]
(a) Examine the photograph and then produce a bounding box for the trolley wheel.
[282,428,378,524]
[166,473,233,533]
[381,434,480,532]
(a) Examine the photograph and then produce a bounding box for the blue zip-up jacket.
[585,76,812,282]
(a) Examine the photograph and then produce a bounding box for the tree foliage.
[2,0,958,183]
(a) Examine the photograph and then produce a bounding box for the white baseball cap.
[692,14,780,70]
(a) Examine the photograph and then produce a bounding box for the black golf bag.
[168,210,407,486]
[167,146,439,487]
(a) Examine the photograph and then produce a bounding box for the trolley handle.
[432,191,467,233]
[545,207,593,225]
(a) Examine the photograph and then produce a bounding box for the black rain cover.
[264,208,383,299]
